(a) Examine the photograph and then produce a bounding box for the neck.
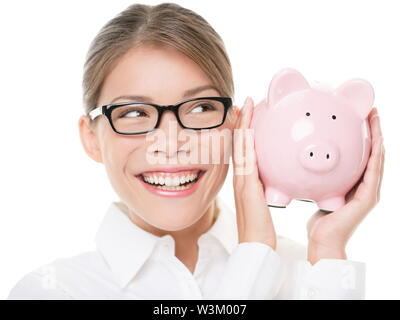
[121,199,219,248]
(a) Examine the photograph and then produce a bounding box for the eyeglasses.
[88,96,233,135]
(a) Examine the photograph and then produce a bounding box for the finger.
[241,96,254,129]
[232,107,244,163]
[233,97,251,172]
[233,97,248,130]
[232,105,240,127]
[236,96,250,130]
[238,97,251,164]
[376,140,385,200]
[232,133,244,170]
[240,97,256,174]
[369,108,383,141]
[233,105,242,129]
[234,97,246,130]
[360,136,383,204]
[368,109,384,200]
[368,107,377,121]
[232,101,245,167]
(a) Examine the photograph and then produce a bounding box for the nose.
[298,140,339,173]
[153,110,189,159]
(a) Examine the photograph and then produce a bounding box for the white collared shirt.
[7,197,365,300]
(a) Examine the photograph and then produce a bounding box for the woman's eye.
[120,109,148,118]
[190,104,215,113]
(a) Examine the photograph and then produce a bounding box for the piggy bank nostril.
[326,154,330,159]
[310,152,313,157]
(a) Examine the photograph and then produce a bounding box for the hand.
[232,97,277,249]
[307,107,385,264]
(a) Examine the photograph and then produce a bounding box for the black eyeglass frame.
[88,96,233,135]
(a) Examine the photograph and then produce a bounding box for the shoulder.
[7,263,75,300]
[7,250,110,300]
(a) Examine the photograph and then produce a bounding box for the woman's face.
[79,44,236,231]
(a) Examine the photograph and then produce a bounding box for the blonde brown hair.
[82,2,234,118]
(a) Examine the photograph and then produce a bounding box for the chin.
[145,210,201,231]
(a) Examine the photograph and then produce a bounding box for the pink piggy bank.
[250,68,374,212]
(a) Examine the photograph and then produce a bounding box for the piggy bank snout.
[298,141,339,173]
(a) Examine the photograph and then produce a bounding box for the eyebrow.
[109,85,221,104]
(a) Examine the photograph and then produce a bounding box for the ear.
[334,79,374,119]
[268,68,310,105]
[78,115,103,163]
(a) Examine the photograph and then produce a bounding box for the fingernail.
[248,96,254,108]
[244,96,250,107]
[241,97,249,114]
[369,107,378,120]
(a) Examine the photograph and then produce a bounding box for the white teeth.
[141,171,201,188]
[173,177,180,186]
[152,181,195,191]
[165,177,181,187]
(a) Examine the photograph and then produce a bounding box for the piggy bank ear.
[334,79,375,119]
[268,68,310,105]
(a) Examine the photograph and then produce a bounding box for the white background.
[0,0,398,299]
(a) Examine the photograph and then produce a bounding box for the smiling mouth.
[135,170,206,192]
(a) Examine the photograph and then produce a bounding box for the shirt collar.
[95,196,238,289]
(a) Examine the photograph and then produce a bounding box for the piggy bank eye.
[332,115,336,120]
[306,112,311,116]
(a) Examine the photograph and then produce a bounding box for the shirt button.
[307,287,318,299]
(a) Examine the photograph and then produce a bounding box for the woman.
[8,2,384,300]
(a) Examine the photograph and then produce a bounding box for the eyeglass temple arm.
[88,106,102,120]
